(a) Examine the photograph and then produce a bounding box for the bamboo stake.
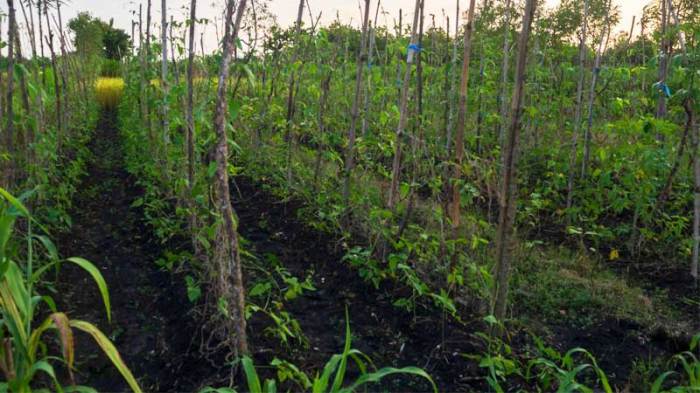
[492,0,537,321]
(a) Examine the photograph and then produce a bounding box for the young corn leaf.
[650,371,675,393]
[338,366,437,393]
[242,356,263,393]
[0,188,30,217]
[64,386,99,393]
[27,360,57,384]
[313,354,342,393]
[198,388,237,393]
[330,308,352,392]
[70,320,142,393]
[66,257,111,323]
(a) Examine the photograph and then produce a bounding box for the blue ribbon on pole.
[408,43,421,52]
[661,83,672,98]
[654,81,672,98]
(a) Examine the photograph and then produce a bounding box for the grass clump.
[514,246,654,326]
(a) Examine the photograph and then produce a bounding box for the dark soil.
[235,176,485,392]
[234,176,690,392]
[50,109,692,392]
[56,110,225,392]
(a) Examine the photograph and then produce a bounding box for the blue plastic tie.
[408,43,421,52]
[661,83,672,98]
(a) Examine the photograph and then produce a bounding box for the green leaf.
[249,282,272,297]
[650,371,675,393]
[338,367,437,393]
[70,320,142,393]
[330,308,353,392]
[185,276,202,303]
[0,214,16,279]
[198,388,237,393]
[313,354,342,393]
[242,357,262,393]
[34,235,59,261]
[64,386,99,393]
[0,187,30,217]
[28,360,57,381]
[66,257,111,323]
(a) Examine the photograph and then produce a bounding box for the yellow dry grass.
[95,77,125,109]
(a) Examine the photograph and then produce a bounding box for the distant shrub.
[101,58,122,77]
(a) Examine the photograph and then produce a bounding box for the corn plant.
[469,316,612,393]
[0,188,141,393]
[201,310,436,393]
[651,334,700,392]
[524,347,612,393]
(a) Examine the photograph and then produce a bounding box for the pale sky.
[7,0,648,54]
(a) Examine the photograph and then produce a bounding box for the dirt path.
[57,111,218,392]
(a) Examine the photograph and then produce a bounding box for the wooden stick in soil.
[169,15,180,86]
[581,0,611,179]
[442,13,450,153]
[398,0,426,241]
[55,1,69,143]
[160,0,170,168]
[497,0,511,148]
[656,106,693,208]
[361,0,382,139]
[395,8,402,95]
[445,0,459,153]
[146,0,154,141]
[37,0,46,87]
[492,0,537,322]
[20,0,44,159]
[387,0,422,210]
[186,0,198,259]
[44,3,62,153]
[12,20,32,175]
[414,0,425,152]
[212,0,249,356]
[138,3,148,127]
[690,101,699,281]
[284,0,305,189]
[4,0,16,186]
[313,73,333,190]
[448,0,476,276]
[652,0,690,211]
[341,0,371,210]
[655,0,668,127]
[565,0,588,213]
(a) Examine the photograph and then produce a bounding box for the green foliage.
[69,13,132,61]
[111,4,700,391]
[68,12,105,60]
[515,247,654,326]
